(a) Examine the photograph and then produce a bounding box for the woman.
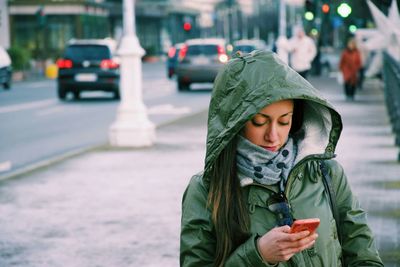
[339,38,362,100]
[180,50,383,266]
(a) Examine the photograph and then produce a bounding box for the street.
[0,62,212,180]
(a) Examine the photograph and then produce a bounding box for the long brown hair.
[207,99,304,267]
[207,136,250,267]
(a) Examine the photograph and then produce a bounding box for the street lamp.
[109,0,155,147]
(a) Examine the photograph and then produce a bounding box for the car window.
[65,45,112,61]
[234,45,256,53]
[187,45,218,56]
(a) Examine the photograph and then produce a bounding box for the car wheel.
[73,91,80,100]
[178,80,190,91]
[3,82,11,90]
[113,90,120,100]
[57,86,67,100]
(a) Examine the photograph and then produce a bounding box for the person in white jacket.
[288,27,317,79]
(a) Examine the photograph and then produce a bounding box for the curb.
[0,108,209,183]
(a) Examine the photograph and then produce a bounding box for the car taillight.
[56,59,73,69]
[217,45,228,63]
[217,45,225,55]
[168,47,176,58]
[100,59,119,69]
[178,45,188,60]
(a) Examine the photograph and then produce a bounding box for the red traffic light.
[183,22,192,31]
[322,4,330,13]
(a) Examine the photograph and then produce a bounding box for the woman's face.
[243,100,294,152]
[348,40,356,50]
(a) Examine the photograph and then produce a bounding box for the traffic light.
[337,3,352,18]
[349,24,357,33]
[304,0,315,21]
[183,22,192,32]
[305,0,315,12]
[322,4,330,14]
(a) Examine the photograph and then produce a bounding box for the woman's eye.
[251,114,268,126]
[279,121,290,126]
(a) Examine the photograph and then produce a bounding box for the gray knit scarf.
[236,135,297,191]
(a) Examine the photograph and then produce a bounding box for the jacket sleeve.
[180,175,275,267]
[326,160,384,266]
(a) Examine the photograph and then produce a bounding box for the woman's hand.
[257,225,318,264]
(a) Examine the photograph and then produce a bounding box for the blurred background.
[0,0,395,80]
[1,1,400,266]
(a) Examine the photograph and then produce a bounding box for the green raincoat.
[180,50,383,266]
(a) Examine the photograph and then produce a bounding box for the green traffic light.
[349,25,357,33]
[337,3,352,18]
[305,11,314,21]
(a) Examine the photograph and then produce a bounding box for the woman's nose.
[265,124,278,142]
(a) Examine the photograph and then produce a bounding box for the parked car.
[0,46,12,90]
[56,38,120,100]
[232,39,269,55]
[175,38,228,91]
[166,43,184,79]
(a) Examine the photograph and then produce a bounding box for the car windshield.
[187,45,219,56]
[65,45,111,61]
[234,45,256,53]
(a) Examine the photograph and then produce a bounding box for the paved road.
[0,75,398,266]
[0,62,212,180]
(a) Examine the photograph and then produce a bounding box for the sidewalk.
[311,76,400,266]
[0,76,399,266]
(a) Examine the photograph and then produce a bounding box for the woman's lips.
[261,145,278,152]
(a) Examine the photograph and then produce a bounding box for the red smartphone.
[290,218,320,234]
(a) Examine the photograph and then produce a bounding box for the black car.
[0,46,12,90]
[56,39,120,100]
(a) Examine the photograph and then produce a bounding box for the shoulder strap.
[320,160,345,265]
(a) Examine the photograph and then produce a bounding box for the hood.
[204,50,342,181]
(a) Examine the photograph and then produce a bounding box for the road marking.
[0,99,57,114]
[36,106,66,116]
[0,161,12,172]
[148,104,191,115]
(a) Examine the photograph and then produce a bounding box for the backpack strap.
[319,160,345,265]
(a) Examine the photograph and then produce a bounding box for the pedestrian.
[288,26,317,79]
[180,50,383,267]
[339,38,362,100]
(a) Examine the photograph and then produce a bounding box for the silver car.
[175,38,228,91]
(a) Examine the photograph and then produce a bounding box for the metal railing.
[382,52,400,161]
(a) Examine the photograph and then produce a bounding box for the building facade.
[7,0,199,61]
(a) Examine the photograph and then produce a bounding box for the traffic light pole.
[109,0,155,147]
